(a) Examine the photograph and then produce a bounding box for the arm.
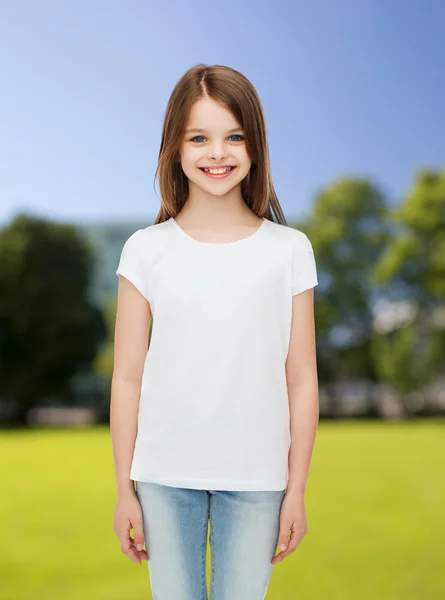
[110,275,151,499]
[285,286,319,498]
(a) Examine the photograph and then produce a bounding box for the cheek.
[234,147,251,165]
[181,148,202,167]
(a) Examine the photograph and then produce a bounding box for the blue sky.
[1,0,444,226]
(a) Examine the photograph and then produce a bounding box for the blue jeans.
[135,481,286,600]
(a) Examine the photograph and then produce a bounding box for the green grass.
[1,419,444,599]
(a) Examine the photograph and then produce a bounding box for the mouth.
[198,166,237,179]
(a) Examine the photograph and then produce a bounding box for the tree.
[0,214,107,422]
[299,177,389,374]
[371,168,445,401]
[292,178,390,415]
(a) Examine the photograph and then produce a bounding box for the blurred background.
[1,1,444,599]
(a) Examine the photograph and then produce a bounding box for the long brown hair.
[152,64,287,226]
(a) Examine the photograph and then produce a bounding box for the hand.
[271,490,307,565]
[113,489,149,565]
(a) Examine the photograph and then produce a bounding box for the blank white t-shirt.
[116,216,318,491]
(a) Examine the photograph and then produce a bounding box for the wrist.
[117,480,136,497]
[285,486,305,497]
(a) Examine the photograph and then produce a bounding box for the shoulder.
[120,219,173,256]
[264,219,313,251]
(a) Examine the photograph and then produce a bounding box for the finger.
[131,522,146,552]
[271,535,289,565]
[271,546,292,565]
[277,529,290,553]
[122,542,142,565]
[130,537,149,560]
[131,534,146,552]
[271,529,301,564]
[287,527,301,553]
[123,533,144,565]
[271,546,287,565]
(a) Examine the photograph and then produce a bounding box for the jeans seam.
[202,493,210,600]
[210,494,215,600]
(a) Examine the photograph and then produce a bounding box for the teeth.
[203,167,233,174]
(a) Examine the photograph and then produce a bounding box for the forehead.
[185,98,241,131]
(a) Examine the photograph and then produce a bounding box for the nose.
[208,140,227,161]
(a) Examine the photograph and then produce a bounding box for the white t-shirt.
[116,216,318,491]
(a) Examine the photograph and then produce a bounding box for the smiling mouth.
[198,166,237,178]
[199,166,235,172]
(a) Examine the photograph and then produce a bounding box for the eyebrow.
[184,127,244,134]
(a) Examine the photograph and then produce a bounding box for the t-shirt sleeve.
[116,230,150,301]
[292,233,318,296]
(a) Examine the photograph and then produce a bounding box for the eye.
[189,134,245,143]
[229,134,244,142]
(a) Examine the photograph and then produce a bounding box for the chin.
[200,184,238,197]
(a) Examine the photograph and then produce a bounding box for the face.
[178,97,252,197]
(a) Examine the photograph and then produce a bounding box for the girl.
[111,64,319,600]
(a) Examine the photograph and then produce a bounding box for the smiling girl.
[111,63,319,600]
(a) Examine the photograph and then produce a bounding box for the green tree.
[293,178,389,411]
[93,294,117,379]
[371,169,445,399]
[0,214,107,422]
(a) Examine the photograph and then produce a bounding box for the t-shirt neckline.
[169,216,267,247]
